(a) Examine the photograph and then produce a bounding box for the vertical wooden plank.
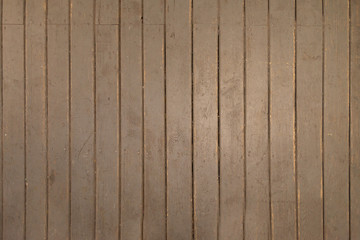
[351,0,360,238]
[47,0,70,237]
[2,0,24,239]
[95,0,118,24]
[324,0,349,238]
[244,0,270,238]
[48,0,68,25]
[25,0,47,239]
[165,0,192,238]
[269,0,296,239]
[3,0,22,24]
[95,2,119,238]
[143,0,166,239]
[193,0,218,239]
[0,0,2,236]
[218,0,244,239]
[70,0,95,238]
[296,0,323,239]
[120,0,143,239]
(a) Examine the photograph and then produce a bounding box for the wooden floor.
[0,0,359,239]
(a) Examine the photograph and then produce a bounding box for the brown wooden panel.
[120,0,143,239]
[70,0,95,238]
[95,0,118,24]
[0,0,2,237]
[165,0,192,239]
[244,0,270,238]
[3,0,23,24]
[95,25,119,240]
[2,25,25,240]
[48,23,70,240]
[269,0,296,239]
[351,0,360,238]
[25,0,47,239]
[296,0,323,239]
[218,0,244,239]
[48,0,68,25]
[143,0,166,239]
[324,0,350,238]
[193,0,218,239]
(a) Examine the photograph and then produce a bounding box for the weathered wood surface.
[0,0,357,239]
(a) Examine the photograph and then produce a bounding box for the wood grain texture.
[324,0,350,239]
[25,0,47,239]
[95,25,119,240]
[47,22,70,240]
[351,0,360,238]
[193,0,218,239]
[2,0,24,238]
[296,0,323,239]
[219,0,244,239]
[143,0,166,239]
[70,0,95,239]
[244,0,270,238]
[0,1,356,239]
[2,23,25,240]
[120,0,143,239]
[269,0,296,239]
[165,0,193,239]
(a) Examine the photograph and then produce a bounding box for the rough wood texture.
[143,0,166,239]
[166,0,193,239]
[70,0,95,239]
[269,0,296,239]
[351,0,360,239]
[0,1,357,239]
[245,0,270,238]
[324,0,350,239]
[219,0,244,239]
[193,0,218,239]
[296,0,323,239]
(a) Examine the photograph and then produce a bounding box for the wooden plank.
[2,3,25,238]
[95,25,119,240]
[3,0,23,24]
[47,22,70,240]
[296,0,323,239]
[25,0,47,239]
[95,0,118,24]
[70,0,95,238]
[218,0,244,239]
[120,0,143,239]
[351,0,360,238]
[269,0,296,239]
[244,0,270,238]
[165,0,192,238]
[48,0,68,25]
[0,0,2,236]
[323,0,349,238]
[193,0,218,239]
[94,1,119,239]
[143,0,166,239]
